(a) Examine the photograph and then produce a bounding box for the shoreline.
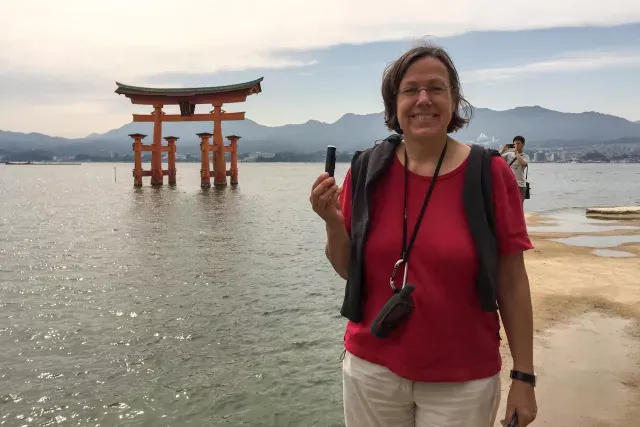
[495,209,640,426]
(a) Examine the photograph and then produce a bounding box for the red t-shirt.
[338,151,533,383]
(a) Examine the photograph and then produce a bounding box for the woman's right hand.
[309,172,344,228]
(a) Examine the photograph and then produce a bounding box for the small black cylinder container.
[325,145,337,177]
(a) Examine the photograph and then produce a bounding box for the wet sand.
[495,210,640,426]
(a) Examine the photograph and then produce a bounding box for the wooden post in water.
[197,133,213,188]
[164,136,179,185]
[226,135,241,185]
[129,133,147,187]
[151,105,164,186]
[212,104,227,186]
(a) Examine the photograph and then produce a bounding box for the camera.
[370,284,415,338]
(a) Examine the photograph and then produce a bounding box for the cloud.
[1,2,640,136]
[2,1,640,82]
[463,50,640,82]
[0,71,113,103]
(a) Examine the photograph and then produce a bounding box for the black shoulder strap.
[464,144,499,312]
[483,148,500,237]
[349,148,371,201]
[349,134,401,200]
[464,145,498,238]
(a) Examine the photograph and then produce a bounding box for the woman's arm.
[497,251,534,373]
[497,251,537,426]
[489,154,536,425]
[325,222,350,280]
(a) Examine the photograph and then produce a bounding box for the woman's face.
[396,56,455,140]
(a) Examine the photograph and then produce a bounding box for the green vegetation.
[253,150,356,163]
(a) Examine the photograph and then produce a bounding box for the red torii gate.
[115,77,263,187]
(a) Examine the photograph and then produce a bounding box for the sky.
[1,1,640,138]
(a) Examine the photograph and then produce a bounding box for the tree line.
[253,150,355,163]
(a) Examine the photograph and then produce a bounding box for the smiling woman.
[381,45,473,140]
[309,42,537,427]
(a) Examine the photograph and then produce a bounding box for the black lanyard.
[390,137,448,292]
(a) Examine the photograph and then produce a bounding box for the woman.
[310,43,537,427]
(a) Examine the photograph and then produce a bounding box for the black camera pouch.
[370,284,415,338]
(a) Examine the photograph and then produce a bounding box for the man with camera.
[500,135,529,204]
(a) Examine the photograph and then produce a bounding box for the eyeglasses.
[397,85,451,98]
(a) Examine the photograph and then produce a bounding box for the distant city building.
[243,152,276,162]
[468,133,499,146]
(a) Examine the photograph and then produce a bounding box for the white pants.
[342,350,501,427]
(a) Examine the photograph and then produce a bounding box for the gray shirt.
[501,150,529,187]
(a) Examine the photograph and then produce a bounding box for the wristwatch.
[510,369,537,387]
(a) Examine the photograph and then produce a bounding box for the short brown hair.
[381,43,473,134]
[513,135,525,145]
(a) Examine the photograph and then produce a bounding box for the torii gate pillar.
[226,135,241,185]
[164,136,178,185]
[129,133,146,187]
[151,105,164,186]
[197,133,213,188]
[212,105,227,186]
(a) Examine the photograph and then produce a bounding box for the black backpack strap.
[341,134,401,322]
[349,134,401,202]
[482,148,500,237]
[464,145,497,238]
[464,144,499,312]
[349,149,370,202]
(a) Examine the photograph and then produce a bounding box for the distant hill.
[462,107,640,145]
[1,106,640,156]
[90,112,392,154]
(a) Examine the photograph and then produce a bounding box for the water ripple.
[0,163,349,426]
[2,162,635,425]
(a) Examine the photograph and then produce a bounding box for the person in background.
[500,136,529,204]
[309,43,537,427]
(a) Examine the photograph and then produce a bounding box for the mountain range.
[1,106,640,157]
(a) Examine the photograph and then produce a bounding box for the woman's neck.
[403,134,449,165]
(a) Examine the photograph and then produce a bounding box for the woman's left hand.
[501,380,537,426]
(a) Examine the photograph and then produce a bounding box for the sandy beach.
[495,210,640,426]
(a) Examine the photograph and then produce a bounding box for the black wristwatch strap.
[510,369,537,387]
